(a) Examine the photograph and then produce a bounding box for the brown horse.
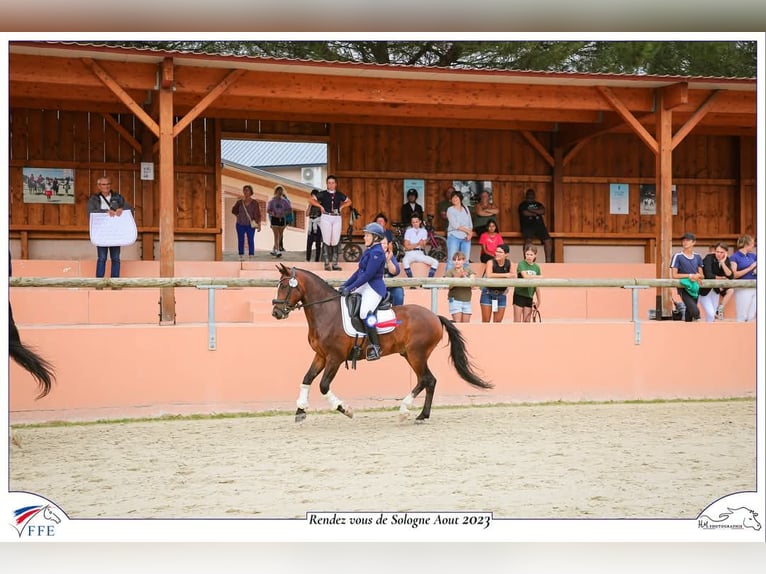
[271,264,492,422]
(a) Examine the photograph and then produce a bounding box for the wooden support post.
[655,91,674,318]
[140,112,155,261]
[158,58,176,324]
[552,146,565,263]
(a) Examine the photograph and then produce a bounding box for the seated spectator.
[729,234,757,322]
[670,232,704,322]
[478,219,504,263]
[480,243,512,323]
[513,244,542,322]
[699,242,734,322]
[445,251,476,323]
[471,190,499,236]
[400,188,424,226]
[381,237,404,306]
[518,188,553,262]
[374,212,395,244]
[402,214,439,280]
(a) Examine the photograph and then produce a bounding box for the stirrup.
[366,345,381,361]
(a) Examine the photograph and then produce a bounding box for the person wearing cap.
[480,243,513,323]
[338,221,387,361]
[670,232,704,322]
[400,188,424,225]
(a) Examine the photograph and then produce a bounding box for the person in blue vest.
[339,222,387,361]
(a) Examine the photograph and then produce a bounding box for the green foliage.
[108,40,756,78]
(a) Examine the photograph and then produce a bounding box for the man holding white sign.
[87,176,135,279]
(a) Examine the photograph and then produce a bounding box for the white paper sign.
[140,162,154,180]
[89,211,138,247]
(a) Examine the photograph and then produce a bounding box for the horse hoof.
[295,408,307,423]
[414,416,429,424]
[337,405,354,419]
[398,411,410,422]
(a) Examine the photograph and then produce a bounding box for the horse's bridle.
[271,267,340,316]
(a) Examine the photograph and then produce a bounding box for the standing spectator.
[446,190,474,272]
[402,214,439,280]
[400,188,424,226]
[670,232,704,322]
[266,185,291,258]
[306,189,323,262]
[699,242,734,322]
[445,251,476,323]
[518,188,553,262]
[480,243,512,323]
[87,176,133,278]
[308,174,352,271]
[513,244,542,322]
[381,236,404,306]
[437,185,456,232]
[231,184,261,261]
[471,190,500,236]
[478,219,504,264]
[729,234,757,322]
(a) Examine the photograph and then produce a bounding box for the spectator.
[374,212,395,245]
[231,184,261,261]
[518,188,553,262]
[305,189,323,262]
[402,214,439,280]
[729,234,757,322]
[87,176,133,278]
[670,232,704,322]
[445,251,476,322]
[446,190,474,272]
[478,219,504,264]
[381,236,404,306]
[437,185,456,232]
[513,244,542,322]
[308,174,352,271]
[699,242,734,322]
[480,243,512,323]
[400,188,424,226]
[266,185,291,258]
[471,190,499,236]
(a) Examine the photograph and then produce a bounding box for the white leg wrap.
[400,393,414,412]
[297,384,311,410]
[325,390,343,410]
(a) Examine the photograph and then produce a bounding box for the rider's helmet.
[406,188,418,199]
[362,222,385,242]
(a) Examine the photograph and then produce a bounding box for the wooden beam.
[655,91,674,317]
[671,90,720,150]
[100,113,142,153]
[82,58,159,138]
[597,86,658,154]
[661,82,688,110]
[520,131,554,167]
[173,69,245,138]
[158,57,175,324]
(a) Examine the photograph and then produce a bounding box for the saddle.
[340,293,397,337]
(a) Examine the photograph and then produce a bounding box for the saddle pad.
[339,300,397,337]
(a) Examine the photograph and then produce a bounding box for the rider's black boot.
[331,245,342,271]
[365,321,381,361]
[322,244,331,271]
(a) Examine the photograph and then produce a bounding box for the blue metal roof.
[221,140,327,168]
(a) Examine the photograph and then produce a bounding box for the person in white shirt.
[402,214,439,280]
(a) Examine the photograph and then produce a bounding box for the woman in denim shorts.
[445,251,476,322]
[480,243,513,323]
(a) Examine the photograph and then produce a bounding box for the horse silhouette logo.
[10,504,61,537]
[698,507,761,531]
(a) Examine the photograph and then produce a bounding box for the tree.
[110,41,756,77]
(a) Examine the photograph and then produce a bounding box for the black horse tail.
[9,306,54,399]
[439,316,493,390]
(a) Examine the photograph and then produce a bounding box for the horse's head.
[272,264,303,319]
[738,508,762,531]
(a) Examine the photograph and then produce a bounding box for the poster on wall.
[452,180,493,208]
[609,183,629,214]
[22,167,76,204]
[403,179,425,205]
[640,184,677,215]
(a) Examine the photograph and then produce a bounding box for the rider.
[338,222,387,361]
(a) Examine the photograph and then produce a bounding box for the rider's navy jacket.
[342,242,387,296]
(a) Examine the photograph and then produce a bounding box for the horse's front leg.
[295,354,326,423]
[318,358,354,419]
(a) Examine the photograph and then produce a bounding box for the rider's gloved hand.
[339,287,350,297]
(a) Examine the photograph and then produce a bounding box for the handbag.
[241,200,258,229]
[531,304,542,323]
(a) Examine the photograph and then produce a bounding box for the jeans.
[388,286,404,306]
[96,246,121,278]
[236,222,256,256]
[446,235,471,271]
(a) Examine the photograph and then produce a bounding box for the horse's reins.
[272,268,340,313]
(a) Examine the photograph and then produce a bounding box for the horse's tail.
[9,310,54,399]
[439,316,493,390]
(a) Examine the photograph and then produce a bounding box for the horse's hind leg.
[400,355,437,423]
[295,354,326,423]
[415,367,437,422]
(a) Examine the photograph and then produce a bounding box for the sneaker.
[716,306,724,321]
